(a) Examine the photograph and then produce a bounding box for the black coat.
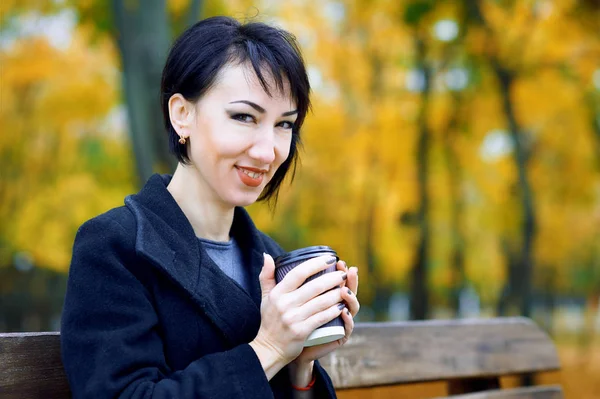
[61,174,337,398]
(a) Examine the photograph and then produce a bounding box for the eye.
[277,121,294,130]
[231,113,256,124]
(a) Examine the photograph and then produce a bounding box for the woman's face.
[183,63,297,208]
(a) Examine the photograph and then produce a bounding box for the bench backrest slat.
[319,317,560,389]
[0,332,70,399]
[0,317,561,398]
[434,385,564,399]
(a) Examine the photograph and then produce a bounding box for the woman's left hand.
[292,260,359,365]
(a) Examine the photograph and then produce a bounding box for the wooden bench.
[0,317,562,398]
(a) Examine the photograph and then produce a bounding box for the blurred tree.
[111,0,174,183]
[3,0,600,334]
[467,0,538,318]
[403,0,435,320]
[75,0,205,185]
[437,7,470,316]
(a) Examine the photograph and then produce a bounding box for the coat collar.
[124,174,267,345]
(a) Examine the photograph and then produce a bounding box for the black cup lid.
[274,245,337,268]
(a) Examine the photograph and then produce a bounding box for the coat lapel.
[124,174,267,345]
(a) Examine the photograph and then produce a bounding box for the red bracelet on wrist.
[291,375,316,391]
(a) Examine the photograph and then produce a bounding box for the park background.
[1,0,599,397]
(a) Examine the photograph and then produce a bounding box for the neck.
[167,163,234,242]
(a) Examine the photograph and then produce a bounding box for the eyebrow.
[229,100,298,117]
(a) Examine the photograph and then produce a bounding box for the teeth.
[240,168,262,179]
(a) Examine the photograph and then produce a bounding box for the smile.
[239,169,263,179]
[235,166,268,188]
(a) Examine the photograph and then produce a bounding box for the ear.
[168,94,194,138]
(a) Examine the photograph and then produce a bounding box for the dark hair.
[160,16,311,205]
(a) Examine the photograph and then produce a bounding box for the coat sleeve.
[61,215,275,399]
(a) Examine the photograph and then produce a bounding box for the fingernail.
[346,309,351,316]
[326,256,336,264]
[337,303,345,310]
[340,260,347,270]
[342,273,347,281]
[347,288,352,295]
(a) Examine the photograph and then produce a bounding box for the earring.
[178,136,186,145]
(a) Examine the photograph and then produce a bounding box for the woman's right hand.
[249,253,347,380]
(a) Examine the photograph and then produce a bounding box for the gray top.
[198,236,249,293]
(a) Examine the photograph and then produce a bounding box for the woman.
[61,16,360,398]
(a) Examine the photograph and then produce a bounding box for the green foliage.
[71,0,115,35]
[403,0,434,26]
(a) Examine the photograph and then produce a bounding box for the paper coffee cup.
[274,246,346,347]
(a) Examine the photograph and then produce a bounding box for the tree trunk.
[443,92,467,316]
[497,237,519,316]
[362,53,388,320]
[584,92,600,169]
[111,0,175,186]
[468,0,537,319]
[494,65,537,318]
[187,0,203,26]
[410,34,432,320]
[364,192,388,320]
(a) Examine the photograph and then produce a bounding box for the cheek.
[201,132,247,160]
[216,138,246,157]
[194,118,244,157]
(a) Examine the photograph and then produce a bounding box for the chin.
[224,191,262,208]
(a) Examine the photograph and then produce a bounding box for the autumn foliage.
[1,0,599,328]
[2,0,600,396]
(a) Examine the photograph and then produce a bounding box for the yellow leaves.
[475,0,599,75]
[167,0,192,15]
[3,0,599,304]
[1,39,61,90]
[11,174,132,272]
[1,12,134,270]
[47,31,117,120]
[464,28,489,56]
[377,201,417,281]
[1,0,57,17]
[1,25,118,136]
[465,238,505,303]
[480,0,534,49]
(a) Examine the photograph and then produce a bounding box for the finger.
[303,302,345,333]
[276,255,338,293]
[337,260,348,289]
[340,306,354,339]
[295,287,344,321]
[341,286,360,317]
[336,260,348,273]
[347,266,358,296]
[290,270,347,307]
[259,253,276,299]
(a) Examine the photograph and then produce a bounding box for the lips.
[235,166,267,188]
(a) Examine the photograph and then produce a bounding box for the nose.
[247,127,277,165]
